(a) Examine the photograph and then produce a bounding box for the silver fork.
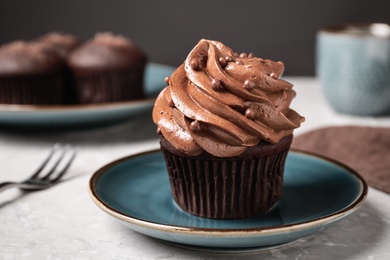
[0,144,76,193]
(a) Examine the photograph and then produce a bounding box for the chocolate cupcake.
[35,32,80,58]
[0,41,66,104]
[67,33,148,104]
[153,39,304,219]
[36,32,81,104]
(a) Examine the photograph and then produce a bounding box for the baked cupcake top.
[36,32,80,58]
[0,41,64,76]
[67,32,147,76]
[153,39,304,157]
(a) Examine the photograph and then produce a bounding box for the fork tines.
[33,144,77,183]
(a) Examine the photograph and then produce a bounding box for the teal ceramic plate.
[0,63,174,127]
[89,149,367,252]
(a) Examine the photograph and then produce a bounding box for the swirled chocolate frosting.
[153,39,304,157]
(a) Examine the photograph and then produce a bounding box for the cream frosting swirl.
[153,39,304,157]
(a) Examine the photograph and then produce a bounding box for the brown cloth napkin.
[291,126,390,194]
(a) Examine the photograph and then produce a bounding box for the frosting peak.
[153,39,304,157]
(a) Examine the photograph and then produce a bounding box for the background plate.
[89,149,368,251]
[0,63,175,127]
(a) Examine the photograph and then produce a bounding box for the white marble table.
[1,77,390,260]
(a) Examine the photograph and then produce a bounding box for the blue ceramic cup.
[316,23,390,116]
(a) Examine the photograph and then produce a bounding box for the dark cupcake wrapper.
[0,74,65,104]
[72,69,145,104]
[161,142,290,219]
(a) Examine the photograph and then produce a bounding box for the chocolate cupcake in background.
[153,39,304,219]
[36,32,81,104]
[67,32,148,104]
[0,41,66,104]
[35,32,81,58]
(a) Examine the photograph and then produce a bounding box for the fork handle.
[0,182,18,193]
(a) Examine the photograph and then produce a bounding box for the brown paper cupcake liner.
[73,70,145,104]
[161,147,289,219]
[0,74,65,104]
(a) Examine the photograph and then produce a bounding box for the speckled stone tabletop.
[1,77,390,260]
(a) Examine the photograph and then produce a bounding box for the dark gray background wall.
[1,0,389,75]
